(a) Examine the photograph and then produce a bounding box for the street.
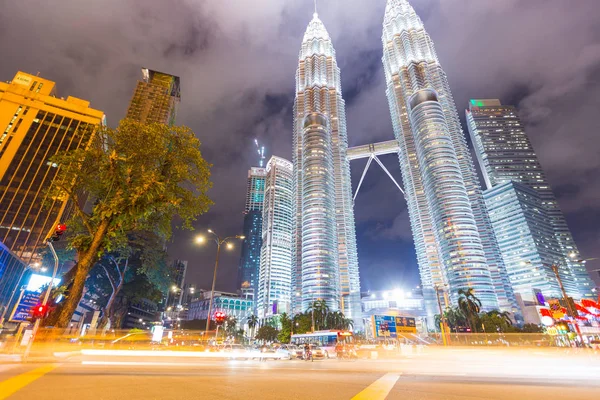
[1,348,599,399]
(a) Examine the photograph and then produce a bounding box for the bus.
[290,330,353,357]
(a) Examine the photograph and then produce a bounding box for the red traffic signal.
[32,304,49,319]
[214,311,226,325]
[49,223,67,242]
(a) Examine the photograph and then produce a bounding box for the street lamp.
[195,229,245,338]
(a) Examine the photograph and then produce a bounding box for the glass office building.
[238,167,266,294]
[257,156,293,318]
[467,99,595,299]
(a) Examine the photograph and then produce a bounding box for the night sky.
[2,0,599,293]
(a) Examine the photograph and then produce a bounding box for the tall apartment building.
[484,182,572,302]
[237,167,266,294]
[381,1,517,314]
[292,12,362,324]
[166,259,188,309]
[257,156,293,318]
[467,99,595,299]
[0,71,104,264]
[126,68,180,126]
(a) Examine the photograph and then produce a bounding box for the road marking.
[0,364,58,400]
[352,373,400,400]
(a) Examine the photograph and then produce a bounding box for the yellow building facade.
[0,71,104,264]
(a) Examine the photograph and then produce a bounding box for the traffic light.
[214,311,226,325]
[49,223,67,242]
[32,304,49,320]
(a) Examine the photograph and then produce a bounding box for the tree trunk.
[55,219,111,328]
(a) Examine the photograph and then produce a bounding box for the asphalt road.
[1,352,599,400]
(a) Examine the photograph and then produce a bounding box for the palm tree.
[307,300,329,331]
[225,316,238,336]
[457,288,482,333]
[443,307,467,332]
[247,314,259,338]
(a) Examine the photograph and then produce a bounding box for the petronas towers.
[290,0,521,325]
[292,13,361,322]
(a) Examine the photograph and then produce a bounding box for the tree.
[46,120,212,327]
[278,312,292,343]
[225,316,238,336]
[247,315,259,338]
[255,326,279,342]
[479,310,513,333]
[307,300,329,331]
[458,288,482,333]
[293,313,312,334]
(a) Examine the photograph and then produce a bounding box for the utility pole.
[551,265,585,346]
[434,285,448,346]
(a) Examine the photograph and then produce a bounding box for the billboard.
[372,315,417,338]
[9,274,60,322]
[10,290,40,322]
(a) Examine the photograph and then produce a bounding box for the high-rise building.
[484,181,573,302]
[292,13,361,322]
[0,241,29,323]
[126,68,180,126]
[166,259,188,309]
[0,71,104,264]
[381,1,517,314]
[237,167,266,294]
[257,156,293,318]
[467,99,595,299]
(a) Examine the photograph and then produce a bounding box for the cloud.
[1,0,599,289]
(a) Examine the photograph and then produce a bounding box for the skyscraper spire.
[314,0,317,15]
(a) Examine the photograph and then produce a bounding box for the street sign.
[10,290,40,322]
[395,316,417,334]
[373,315,397,338]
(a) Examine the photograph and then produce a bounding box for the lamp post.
[196,229,244,339]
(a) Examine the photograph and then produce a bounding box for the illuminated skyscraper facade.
[382,1,517,313]
[126,68,181,126]
[467,99,595,299]
[292,13,361,322]
[238,167,266,294]
[257,156,293,318]
[484,181,571,302]
[0,71,104,264]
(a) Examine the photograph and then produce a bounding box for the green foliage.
[255,325,279,342]
[458,288,482,333]
[277,312,292,343]
[521,323,544,333]
[479,310,513,333]
[47,120,213,327]
[225,316,238,336]
[293,313,313,334]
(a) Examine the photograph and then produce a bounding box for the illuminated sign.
[13,73,32,87]
[372,315,417,338]
[10,290,40,322]
[26,274,60,293]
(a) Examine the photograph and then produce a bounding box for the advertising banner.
[372,315,417,337]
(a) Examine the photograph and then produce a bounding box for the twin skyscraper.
[239,0,595,328]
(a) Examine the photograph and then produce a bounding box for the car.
[311,346,328,360]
